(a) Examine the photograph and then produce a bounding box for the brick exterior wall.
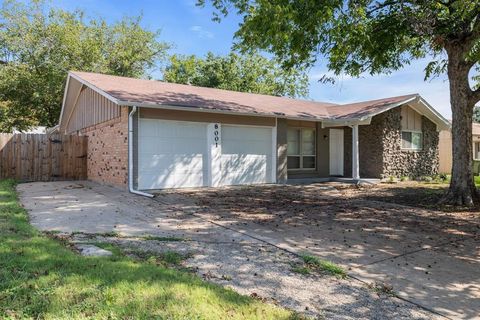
[80,106,129,188]
[344,107,439,178]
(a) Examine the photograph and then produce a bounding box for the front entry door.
[329,129,344,176]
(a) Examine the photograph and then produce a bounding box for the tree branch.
[470,86,480,105]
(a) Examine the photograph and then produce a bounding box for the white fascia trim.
[322,118,372,128]
[58,75,70,128]
[118,100,305,123]
[415,98,451,130]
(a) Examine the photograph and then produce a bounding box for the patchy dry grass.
[141,235,184,242]
[291,254,347,279]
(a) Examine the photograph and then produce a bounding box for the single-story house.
[439,123,480,174]
[58,71,450,193]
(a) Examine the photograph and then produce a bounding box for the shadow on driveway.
[179,183,480,319]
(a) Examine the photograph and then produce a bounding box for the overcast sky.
[37,0,452,118]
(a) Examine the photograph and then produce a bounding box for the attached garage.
[137,119,208,189]
[220,125,275,186]
[136,116,276,190]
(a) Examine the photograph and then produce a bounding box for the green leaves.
[201,0,480,80]
[0,0,170,131]
[163,51,309,98]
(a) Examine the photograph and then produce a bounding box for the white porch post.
[352,124,360,180]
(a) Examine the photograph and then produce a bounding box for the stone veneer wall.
[381,107,439,178]
[80,106,129,188]
[344,107,439,178]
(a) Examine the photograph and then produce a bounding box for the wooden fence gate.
[0,133,87,181]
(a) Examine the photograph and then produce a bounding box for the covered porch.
[277,118,368,183]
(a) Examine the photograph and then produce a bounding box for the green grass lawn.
[475,176,480,187]
[0,180,296,320]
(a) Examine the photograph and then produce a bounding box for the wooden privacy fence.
[0,133,87,181]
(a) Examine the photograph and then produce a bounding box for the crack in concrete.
[363,236,474,267]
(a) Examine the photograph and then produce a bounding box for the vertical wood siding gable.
[66,86,121,133]
[401,105,423,131]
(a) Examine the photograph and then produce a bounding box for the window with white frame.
[401,131,423,150]
[475,142,480,160]
[287,128,316,169]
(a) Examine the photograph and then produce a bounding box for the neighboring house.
[438,123,480,174]
[58,71,450,191]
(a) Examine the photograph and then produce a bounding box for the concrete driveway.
[18,181,479,319]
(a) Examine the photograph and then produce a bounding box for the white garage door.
[138,119,207,189]
[220,125,274,185]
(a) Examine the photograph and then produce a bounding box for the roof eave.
[117,99,330,122]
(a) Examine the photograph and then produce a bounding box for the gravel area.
[70,232,435,320]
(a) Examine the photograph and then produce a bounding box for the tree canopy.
[200,0,480,206]
[201,1,480,80]
[163,52,309,98]
[0,0,169,131]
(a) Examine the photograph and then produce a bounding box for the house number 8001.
[214,124,219,147]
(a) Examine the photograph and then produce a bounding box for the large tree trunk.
[443,47,479,206]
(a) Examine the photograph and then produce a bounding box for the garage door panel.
[138,170,176,190]
[224,141,272,155]
[222,126,271,141]
[173,173,204,188]
[138,120,274,189]
[173,154,204,172]
[221,155,268,185]
[173,138,206,154]
[146,138,205,155]
[138,119,158,137]
[173,123,206,138]
[138,119,207,190]
[220,125,273,185]
[138,154,187,172]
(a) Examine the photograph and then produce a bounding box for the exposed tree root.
[439,186,479,207]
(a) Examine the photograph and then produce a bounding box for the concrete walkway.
[18,181,477,319]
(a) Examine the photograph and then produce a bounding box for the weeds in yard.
[97,231,121,237]
[221,274,233,281]
[291,265,311,275]
[141,235,184,242]
[115,246,193,267]
[72,230,121,238]
[291,254,347,279]
[302,255,346,278]
[367,281,395,296]
[0,179,294,319]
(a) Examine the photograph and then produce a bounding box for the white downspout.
[128,106,154,197]
[351,124,360,181]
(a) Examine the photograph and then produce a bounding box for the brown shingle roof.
[68,71,427,122]
[327,94,418,119]
[71,71,335,120]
